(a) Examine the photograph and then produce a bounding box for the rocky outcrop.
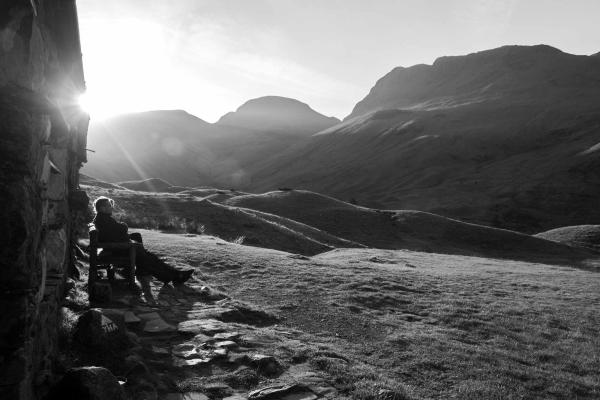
[0,1,88,399]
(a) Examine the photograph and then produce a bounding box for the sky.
[77,0,600,122]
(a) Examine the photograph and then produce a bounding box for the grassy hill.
[83,180,595,264]
[225,190,595,263]
[536,225,600,252]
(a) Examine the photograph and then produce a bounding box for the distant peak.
[125,109,208,124]
[237,96,312,111]
[216,95,340,133]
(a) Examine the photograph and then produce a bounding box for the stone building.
[0,1,89,399]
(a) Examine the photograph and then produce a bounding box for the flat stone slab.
[151,346,169,354]
[178,319,230,334]
[307,385,336,397]
[138,312,161,320]
[191,333,213,344]
[101,308,125,316]
[187,307,234,320]
[172,356,213,367]
[165,394,211,400]
[215,340,237,349]
[214,348,228,357]
[213,332,240,340]
[248,384,317,400]
[183,393,210,400]
[172,343,198,359]
[279,394,318,400]
[228,353,249,364]
[124,311,141,323]
[144,317,176,333]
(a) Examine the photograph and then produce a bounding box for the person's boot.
[128,280,142,295]
[172,269,194,284]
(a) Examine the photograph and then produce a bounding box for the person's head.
[94,196,114,215]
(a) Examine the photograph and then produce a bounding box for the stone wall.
[0,1,88,399]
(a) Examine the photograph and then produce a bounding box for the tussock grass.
[57,307,79,348]
[303,351,413,399]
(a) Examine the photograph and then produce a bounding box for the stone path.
[91,275,340,400]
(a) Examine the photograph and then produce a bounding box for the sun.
[78,18,175,120]
[77,92,99,118]
[77,15,238,122]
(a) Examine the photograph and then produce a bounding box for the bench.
[88,227,137,290]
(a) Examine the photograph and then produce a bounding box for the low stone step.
[144,317,176,333]
[248,384,317,400]
[178,318,231,335]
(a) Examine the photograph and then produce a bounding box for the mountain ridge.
[346,44,600,120]
[83,96,338,188]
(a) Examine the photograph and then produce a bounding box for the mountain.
[217,96,340,134]
[347,45,600,120]
[248,45,600,233]
[83,97,338,188]
[83,46,600,233]
[83,110,221,186]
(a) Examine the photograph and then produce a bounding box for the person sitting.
[91,196,194,296]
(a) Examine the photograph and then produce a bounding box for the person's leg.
[134,247,172,283]
[137,274,156,305]
[139,249,193,284]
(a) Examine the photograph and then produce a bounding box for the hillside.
[83,110,218,186]
[83,96,339,189]
[248,45,600,233]
[82,184,362,256]
[536,225,600,252]
[117,178,179,192]
[225,190,594,263]
[81,179,595,264]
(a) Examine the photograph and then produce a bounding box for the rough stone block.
[45,228,67,274]
[143,317,176,333]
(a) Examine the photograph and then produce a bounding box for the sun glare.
[77,92,96,117]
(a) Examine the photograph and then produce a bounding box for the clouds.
[76,0,600,121]
[78,1,361,120]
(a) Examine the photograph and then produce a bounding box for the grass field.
[137,229,600,399]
